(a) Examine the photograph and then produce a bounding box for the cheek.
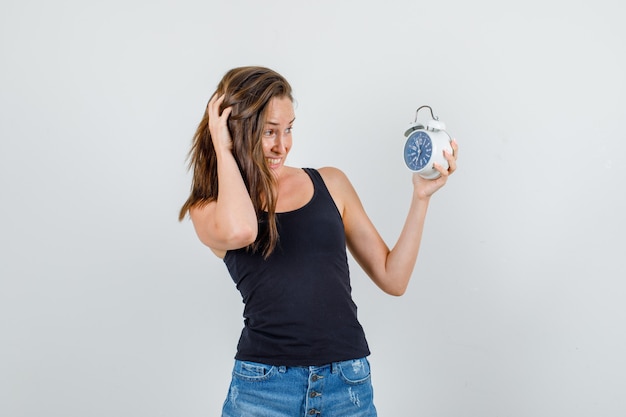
[261,138,273,152]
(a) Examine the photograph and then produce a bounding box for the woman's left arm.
[323,140,458,296]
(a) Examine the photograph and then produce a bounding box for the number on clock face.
[404,131,433,171]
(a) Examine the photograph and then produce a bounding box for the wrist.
[215,146,234,161]
[413,186,432,203]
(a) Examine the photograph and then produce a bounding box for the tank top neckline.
[271,168,317,216]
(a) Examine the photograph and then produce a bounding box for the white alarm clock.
[403,105,453,179]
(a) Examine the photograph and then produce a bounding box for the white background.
[1,0,625,416]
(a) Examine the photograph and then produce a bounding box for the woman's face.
[262,96,295,175]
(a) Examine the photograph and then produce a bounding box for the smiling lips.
[267,158,281,166]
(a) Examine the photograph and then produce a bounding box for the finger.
[448,158,457,174]
[433,162,449,178]
[445,151,457,174]
[207,93,224,117]
[444,141,458,173]
[450,139,459,159]
[220,105,232,122]
[207,93,217,113]
[209,92,218,105]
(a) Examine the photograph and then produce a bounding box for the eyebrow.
[265,117,296,126]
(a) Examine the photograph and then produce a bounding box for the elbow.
[370,271,410,296]
[378,280,409,297]
[220,223,258,249]
[385,285,408,297]
[196,223,258,250]
[229,224,258,248]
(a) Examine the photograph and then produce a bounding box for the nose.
[272,134,286,153]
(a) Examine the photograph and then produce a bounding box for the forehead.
[265,96,295,121]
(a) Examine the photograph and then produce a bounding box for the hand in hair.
[207,93,234,153]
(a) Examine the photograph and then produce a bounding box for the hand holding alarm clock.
[403,106,453,179]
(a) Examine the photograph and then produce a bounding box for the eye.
[263,129,274,137]
[285,126,293,134]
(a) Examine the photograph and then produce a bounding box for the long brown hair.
[179,66,293,257]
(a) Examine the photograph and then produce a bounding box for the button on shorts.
[221,357,377,417]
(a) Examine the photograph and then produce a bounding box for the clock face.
[404,131,433,171]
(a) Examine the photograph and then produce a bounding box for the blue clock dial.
[404,131,433,171]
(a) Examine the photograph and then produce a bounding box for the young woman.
[179,66,458,417]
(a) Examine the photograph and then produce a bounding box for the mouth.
[266,157,282,167]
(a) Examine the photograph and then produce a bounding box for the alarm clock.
[403,105,453,179]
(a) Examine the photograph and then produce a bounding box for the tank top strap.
[303,167,333,205]
[303,167,322,187]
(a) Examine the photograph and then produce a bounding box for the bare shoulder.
[317,167,359,217]
[317,166,349,184]
[317,166,353,193]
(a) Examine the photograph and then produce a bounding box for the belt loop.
[331,361,339,374]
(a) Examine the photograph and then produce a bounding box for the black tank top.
[223,168,370,366]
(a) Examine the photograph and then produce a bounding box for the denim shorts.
[221,357,377,417]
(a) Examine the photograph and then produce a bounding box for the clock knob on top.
[403,105,452,179]
[425,118,446,131]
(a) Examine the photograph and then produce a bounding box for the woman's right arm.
[189,94,258,257]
